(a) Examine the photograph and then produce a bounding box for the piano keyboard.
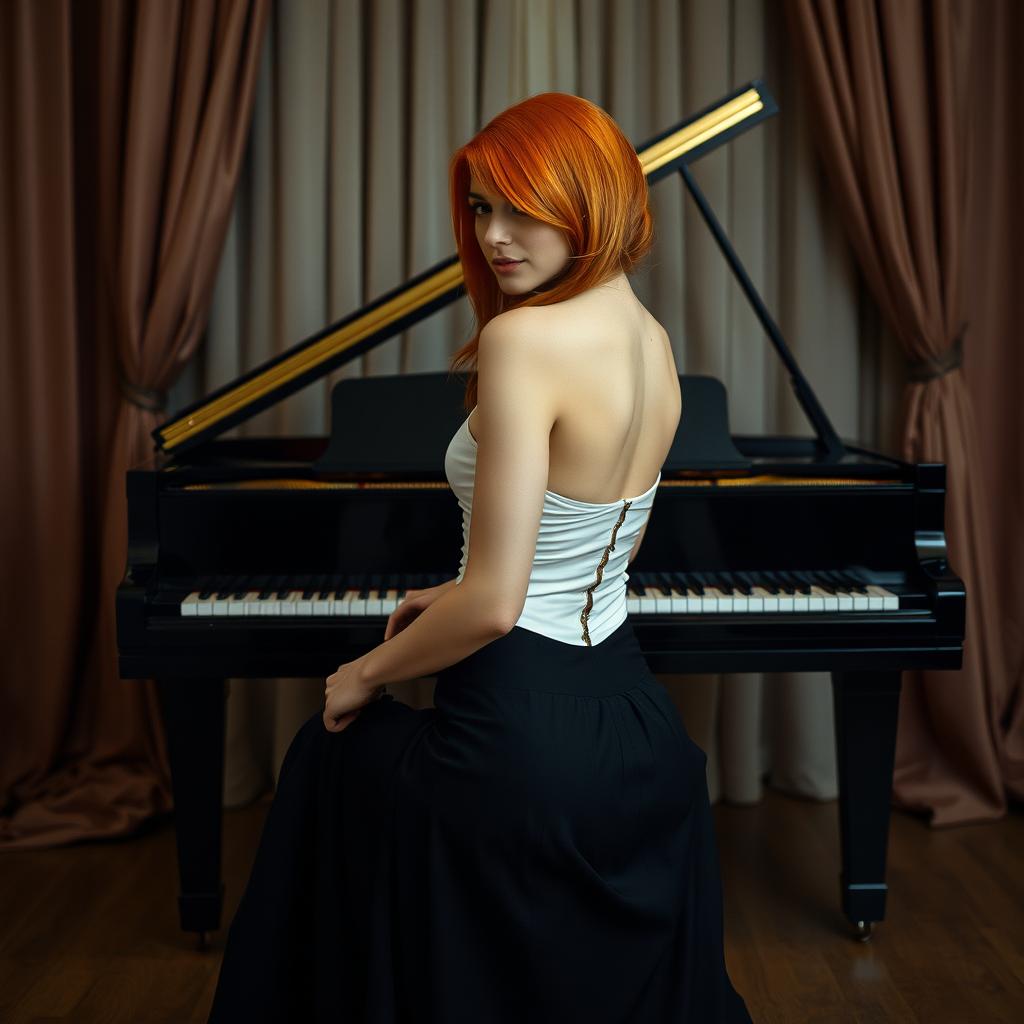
[177,570,901,617]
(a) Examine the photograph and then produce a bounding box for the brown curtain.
[0,0,269,849]
[785,0,1022,825]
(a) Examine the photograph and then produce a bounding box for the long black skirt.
[207,618,753,1023]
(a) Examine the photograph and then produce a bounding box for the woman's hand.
[383,580,455,640]
[324,656,384,733]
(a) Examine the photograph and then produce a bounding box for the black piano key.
[710,572,735,595]
[799,570,830,594]
[837,570,869,594]
[655,572,675,595]
[735,570,759,593]
[682,573,704,596]
[826,569,866,594]
[721,571,752,596]
[778,570,809,594]
[692,571,714,594]
[774,570,796,593]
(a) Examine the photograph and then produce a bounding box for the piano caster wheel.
[195,930,210,952]
[854,920,873,942]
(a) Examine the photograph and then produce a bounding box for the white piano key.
[752,587,777,612]
[241,590,263,615]
[792,590,810,613]
[667,588,689,614]
[332,591,355,616]
[638,590,660,613]
[279,592,300,615]
[226,593,248,615]
[212,592,232,616]
[776,591,795,612]
[381,588,400,615]
[312,592,334,616]
[863,585,885,611]
[852,589,869,611]
[365,589,384,616]
[707,587,733,612]
[654,588,673,614]
[181,593,200,616]
[626,591,642,614]
[866,584,900,610]
[811,585,838,612]
[262,592,283,615]
[348,589,367,616]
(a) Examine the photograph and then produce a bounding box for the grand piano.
[116,81,966,947]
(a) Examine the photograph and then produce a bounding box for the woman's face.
[468,178,572,295]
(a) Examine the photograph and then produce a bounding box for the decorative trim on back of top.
[579,499,632,646]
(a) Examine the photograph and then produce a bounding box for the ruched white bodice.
[444,412,660,646]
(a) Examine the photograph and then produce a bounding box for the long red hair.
[447,93,654,411]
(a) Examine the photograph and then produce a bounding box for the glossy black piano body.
[116,81,966,944]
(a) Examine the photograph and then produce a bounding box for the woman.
[208,92,752,1023]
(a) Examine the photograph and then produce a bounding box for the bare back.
[523,283,680,505]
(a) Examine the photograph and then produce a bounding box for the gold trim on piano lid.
[180,480,453,491]
[156,87,771,453]
[639,87,764,176]
[673,475,897,487]
[177,474,894,491]
[158,262,465,450]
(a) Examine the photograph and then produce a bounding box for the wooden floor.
[1,788,1022,1023]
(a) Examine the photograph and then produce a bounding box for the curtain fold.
[0,0,269,849]
[786,0,1019,825]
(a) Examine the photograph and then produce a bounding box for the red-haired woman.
[208,93,753,1023]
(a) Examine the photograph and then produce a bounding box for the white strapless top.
[444,413,660,646]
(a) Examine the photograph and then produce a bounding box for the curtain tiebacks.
[118,366,168,413]
[906,325,966,383]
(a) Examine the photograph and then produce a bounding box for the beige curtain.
[168,0,906,810]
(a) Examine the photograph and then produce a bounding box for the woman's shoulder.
[487,294,667,354]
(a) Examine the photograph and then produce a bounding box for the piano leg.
[830,669,902,941]
[156,677,227,939]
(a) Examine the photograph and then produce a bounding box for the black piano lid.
[152,82,797,455]
[152,79,902,481]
